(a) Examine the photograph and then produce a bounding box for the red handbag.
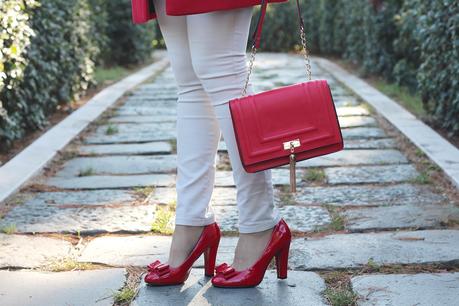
[229,0,344,192]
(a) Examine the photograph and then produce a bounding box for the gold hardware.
[288,142,297,193]
[289,153,296,193]
[283,139,300,150]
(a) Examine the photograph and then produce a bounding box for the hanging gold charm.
[284,139,300,193]
[289,153,296,193]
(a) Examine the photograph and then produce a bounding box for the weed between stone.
[78,166,95,177]
[133,186,156,198]
[169,139,177,154]
[322,271,358,306]
[112,266,144,306]
[151,201,176,235]
[303,168,326,184]
[44,257,95,272]
[105,124,119,135]
[0,223,16,234]
[315,205,346,232]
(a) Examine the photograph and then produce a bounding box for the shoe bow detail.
[215,263,238,279]
[147,260,170,276]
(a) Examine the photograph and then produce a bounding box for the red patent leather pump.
[144,222,221,286]
[211,218,291,288]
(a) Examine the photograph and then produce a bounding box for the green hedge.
[0,0,157,148]
[259,0,459,136]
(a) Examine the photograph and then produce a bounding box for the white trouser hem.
[237,213,283,234]
[174,216,216,227]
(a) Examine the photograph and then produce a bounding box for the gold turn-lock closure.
[284,139,300,193]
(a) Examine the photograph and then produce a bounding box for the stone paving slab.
[325,164,419,185]
[343,138,396,149]
[343,204,459,232]
[0,200,156,234]
[133,269,327,306]
[289,230,459,270]
[214,169,303,187]
[336,106,370,117]
[78,236,238,267]
[85,131,177,144]
[17,189,142,206]
[352,272,459,306]
[340,127,387,139]
[45,174,175,189]
[55,155,177,177]
[288,184,446,207]
[209,205,331,233]
[78,141,172,156]
[0,269,125,306]
[0,234,72,268]
[107,115,176,123]
[148,184,447,209]
[333,96,360,107]
[115,106,177,116]
[85,122,176,144]
[338,116,377,128]
[286,149,408,168]
[96,122,176,134]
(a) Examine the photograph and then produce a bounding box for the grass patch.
[113,287,136,305]
[78,166,95,177]
[169,139,177,153]
[315,205,346,232]
[94,66,131,86]
[105,124,119,135]
[324,288,358,306]
[151,203,176,235]
[322,271,358,306]
[0,224,16,234]
[412,172,431,184]
[372,79,425,118]
[303,168,326,183]
[133,186,155,198]
[112,266,144,306]
[363,257,381,273]
[45,258,95,272]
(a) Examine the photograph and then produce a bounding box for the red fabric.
[131,0,289,24]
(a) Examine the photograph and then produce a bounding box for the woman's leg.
[152,0,221,267]
[187,7,282,270]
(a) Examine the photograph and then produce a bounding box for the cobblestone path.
[1,53,458,305]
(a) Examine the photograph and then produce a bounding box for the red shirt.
[131,0,289,24]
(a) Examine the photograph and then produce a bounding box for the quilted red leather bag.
[229,0,344,192]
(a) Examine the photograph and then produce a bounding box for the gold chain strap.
[241,6,313,97]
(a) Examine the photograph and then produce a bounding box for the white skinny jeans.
[153,0,281,233]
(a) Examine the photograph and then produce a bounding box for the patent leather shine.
[211,219,291,288]
[144,222,221,286]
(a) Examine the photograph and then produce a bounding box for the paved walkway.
[1,53,458,306]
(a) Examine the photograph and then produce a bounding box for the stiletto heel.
[211,219,292,288]
[204,240,219,276]
[275,242,290,279]
[145,222,221,286]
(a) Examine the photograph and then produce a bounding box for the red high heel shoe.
[211,218,291,288]
[144,222,220,286]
